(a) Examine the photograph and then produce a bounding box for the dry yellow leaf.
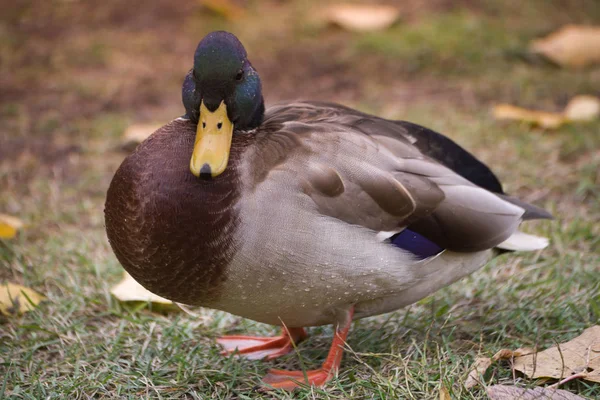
[513,325,600,384]
[493,95,600,129]
[0,283,46,316]
[465,357,492,389]
[0,214,24,239]
[530,25,600,68]
[493,347,535,361]
[564,95,600,122]
[439,385,451,400]
[487,385,585,400]
[465,348,535,390]
[200,0,245,20]
[121,123,162,151]
[111,272,179,312]
[493,104,565,129]
[325,4,400,32]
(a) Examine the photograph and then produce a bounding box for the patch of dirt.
[257,38,361,103]
[1,1,196,117]
[0,136,80,166]
[255,24,468,110]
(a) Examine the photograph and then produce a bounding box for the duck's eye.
[235,69,243,81]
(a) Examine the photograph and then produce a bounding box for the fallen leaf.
[0,283,46,316]
[487,385,585,400]
[530,25,600,68]
[465,357,492,389]
[564,95,600,122]
[121,123,162,151]
[494,347,536,360]
[493,95,600,129]
[465,348,538,390]
[493,104,565,129]
[513,325,600,384]
[200,0,245,20]
[439,384,451,400]
[325,4,400,32]
[0,214,24,239]
[111,272,179,312]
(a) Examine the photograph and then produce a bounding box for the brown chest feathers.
[105,119,250,304]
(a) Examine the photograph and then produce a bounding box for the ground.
[1,0,599,398]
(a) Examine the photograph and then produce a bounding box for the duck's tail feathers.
[497,194,553,220]
[496,230,549,252]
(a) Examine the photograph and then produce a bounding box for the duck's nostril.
[199,163,212,179]
[217,122,223,130]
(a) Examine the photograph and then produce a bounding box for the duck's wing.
[246,102,546,253]
[389,121,551,221]
[271,101,504,192]
[392,120,504,193]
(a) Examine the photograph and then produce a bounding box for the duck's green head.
[183,31,264,178]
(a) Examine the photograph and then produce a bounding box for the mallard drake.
[105,31,552,390]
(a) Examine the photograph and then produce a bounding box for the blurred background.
[2,1,599,185]
[1,1,599,398]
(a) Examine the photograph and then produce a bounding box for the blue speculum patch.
[391,229,444,260]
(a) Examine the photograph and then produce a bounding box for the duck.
[104,31,552,390]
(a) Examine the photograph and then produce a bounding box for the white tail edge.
[497,230,549,251]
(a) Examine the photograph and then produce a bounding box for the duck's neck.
[105,118,253,304]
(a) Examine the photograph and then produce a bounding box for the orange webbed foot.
[260,307,354,391]
[262,368,333,390]
[217,327,307,361]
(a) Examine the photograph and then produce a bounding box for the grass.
[1,0,600,398]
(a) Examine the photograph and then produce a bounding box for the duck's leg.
[216,327,308,360]
[261,307,354,390]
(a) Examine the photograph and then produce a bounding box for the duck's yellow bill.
[190,101,234,178]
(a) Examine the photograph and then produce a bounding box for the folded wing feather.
[250,102,543,253]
